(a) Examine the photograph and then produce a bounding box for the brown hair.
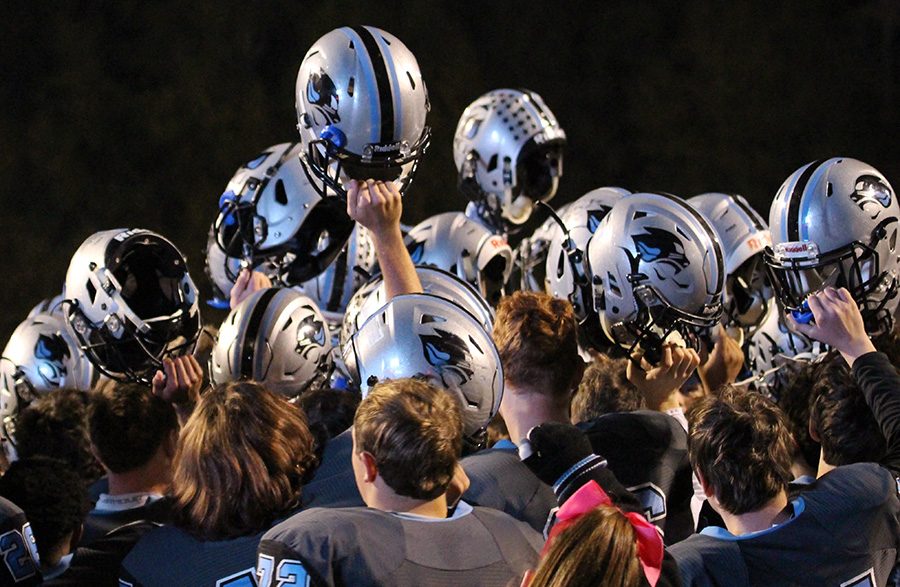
[88,381,178,473]
[170,381,316,540]
[571,354,644,423]
[492,291,581,396]
[528,506,643,587]
[354,378,462,500]
[688,385,794,515]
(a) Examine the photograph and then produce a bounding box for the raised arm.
[347,179,422,298]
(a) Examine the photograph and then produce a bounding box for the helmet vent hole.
[347,41,354,50]
[676,226,689,239]
[633,211,647,220]
[468,335,483,353]
[275,180,289,206]
[348,77,355,96]
[826,182,833,197]
[86,281,97,305]
[890,229,898,251]
[406,71,416,90]
[281,317,293,332]
[608,273,621,297]
[381,35,391,45]
[421,314,446,324]
[487,154,499,172]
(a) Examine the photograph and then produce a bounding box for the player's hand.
[788,287,875,367]
[347,179,403,240]
[230,269,272,309]
[697,325,745,393]
[627,344,700,410]
[445,463,470,511]
[520,422,594,487]
[151,355,204,422]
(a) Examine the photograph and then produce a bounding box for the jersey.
[300,428,364,508]
[461,440,557,533]
[669,462,900,586]
[120,523,269,587]
[80,495,171,546]
[257,502,543,587]
[0,496,41,586]
[579,409,694,543]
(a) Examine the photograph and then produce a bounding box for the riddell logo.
[369,142,404,153]
[781,243,810,254]
[489,238,506,249]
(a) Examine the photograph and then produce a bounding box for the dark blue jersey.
[670,462,900,586]
[257,502,542,587]
[579,410,694,544]
[300,428,364,509]
[0,496,41,586]
[461,440,557,533]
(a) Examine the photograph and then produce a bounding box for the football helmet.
[512,205,568,293]
[27,293,67,319]
[587,192,724,363]
[405,212,513,306]
[340,265,495,348]
[745,305,824,401]
[64,229,201,384]
[210,142,354,289]
[688,192,773,331]
[342,293,502,446]
[209,288,332,398]
[295,26,431,198]
[766,158,900,335]
[454,89,566,229]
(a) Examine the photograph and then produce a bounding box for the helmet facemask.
[725,253,771,330]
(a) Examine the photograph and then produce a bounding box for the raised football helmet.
[766,158,900,335]
[405,212,513,306]
[209,288,332,398]
[295,26,431,198]
[454,89,566,229]
[342,293,502,446]
[210,142,354,289]
[512,205,568,293]
[688,192,772,332]
[587,192,724,362]
[745,305,824,401]
[63,229,201,384]
[340,266,495,348]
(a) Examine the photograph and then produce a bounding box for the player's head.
[296,26,431,199]
[492,291,582,401]
[810,356,885,467]
[766,158,900,335]
[688,385,794,515]
[587,192,724,364]
[688,192,772,331]
[353,377,462,501]
[209,288,333,399]
[405,212,513,306]
[64,228,201,384]
[570,355,643,424]
[526,505,643,587]
[342,293,502,450]
[209,143,355,293]
[14,389,103,483]
[0,456,89,566]
[88,381,178,475]
[297,387,360,459]
[1,312,95,459]
[454,89,566,227]
[170,381,316,540]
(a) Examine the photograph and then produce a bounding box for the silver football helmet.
[295,26,431,198]
[27,294,67,319]
[405,212,513,306]
[294,224,378,319]
[209,288,333,399]
[454,89,566,229]
[688,192,773,332]
[340,266,495,349]
[745,305,824,401]
[210,142,354,290]
[63,229,201,384]
[512,204,568,293]
[766,158,900,335]
[587,192,725,363]
[342,293,502,445]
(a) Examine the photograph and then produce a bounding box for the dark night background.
[2,1,899,341]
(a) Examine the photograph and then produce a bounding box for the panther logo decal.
[625,227,691,289]
[850,174,892,219]
[33,333,69,387]
[419,328,475,389]
[306,69,340,125]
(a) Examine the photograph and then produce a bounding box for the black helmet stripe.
[730,193,765,232]
[240,288,280,379]
[352,26,394,145]
[787,160,824,242]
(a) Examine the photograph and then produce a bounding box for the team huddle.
[1,23,899,587]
